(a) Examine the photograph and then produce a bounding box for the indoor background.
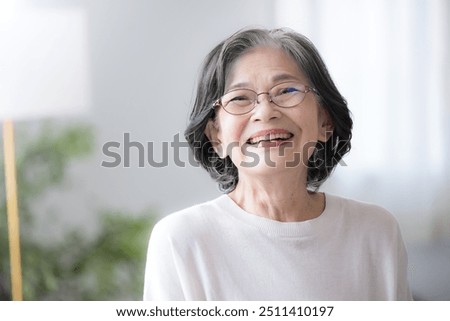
[0,0,449,300]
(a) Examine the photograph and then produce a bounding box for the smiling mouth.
[246,132,294,146]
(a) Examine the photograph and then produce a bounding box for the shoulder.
[326,193,400,235]
[325,194,405,252]
[149,195,227,243]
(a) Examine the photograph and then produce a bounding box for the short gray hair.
[185,27,352,192]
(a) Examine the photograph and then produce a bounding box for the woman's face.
[206,46,333,175]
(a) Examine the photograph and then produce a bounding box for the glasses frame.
[212,82,319,115]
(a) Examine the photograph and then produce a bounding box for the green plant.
[0,121,154,300]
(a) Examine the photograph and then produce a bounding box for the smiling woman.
[143,27,413,301]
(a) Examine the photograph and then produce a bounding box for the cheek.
[290,110,321,157]
[217,115,248,145]
[291,109,320,138]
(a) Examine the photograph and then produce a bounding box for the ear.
[318,108,334,142]
[204,119,226,158]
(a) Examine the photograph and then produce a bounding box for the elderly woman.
[143,28,412,300]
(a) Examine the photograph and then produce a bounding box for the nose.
[251,93,281,122]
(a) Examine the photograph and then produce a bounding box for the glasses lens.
[221,89,256,115]
[271,83,306,107]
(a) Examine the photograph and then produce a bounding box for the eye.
[228,94,253,107]
[229,95,251,102]
[223,90,254,107]
[278,87,300,95]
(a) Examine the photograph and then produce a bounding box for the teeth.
[248,133,291,144]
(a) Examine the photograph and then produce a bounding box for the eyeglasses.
[212,81,318,115]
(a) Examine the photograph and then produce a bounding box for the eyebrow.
[272,73,302,83]
[226,73,302,91]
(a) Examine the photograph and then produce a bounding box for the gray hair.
[185,27,352,192]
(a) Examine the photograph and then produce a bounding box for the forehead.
[225,46,306,90]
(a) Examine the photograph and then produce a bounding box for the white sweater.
[143,193,412,300]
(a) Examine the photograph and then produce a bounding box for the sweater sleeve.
[395,223,413,300]
[143,220,185,300]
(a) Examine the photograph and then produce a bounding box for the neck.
[228,171,324,222]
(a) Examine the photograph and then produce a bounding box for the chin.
[238,151,305,172]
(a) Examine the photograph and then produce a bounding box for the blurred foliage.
[0,121,154,300]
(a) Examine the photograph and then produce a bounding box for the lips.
[246,129,294,146]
